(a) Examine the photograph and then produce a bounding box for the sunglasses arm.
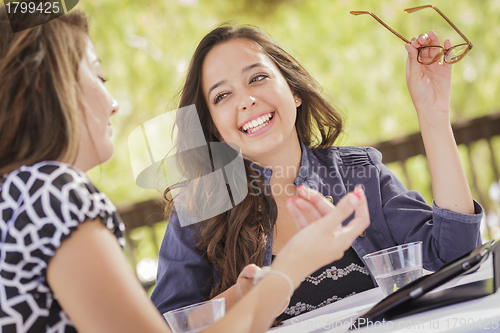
[405,5,472,45]
[351,11,411,44]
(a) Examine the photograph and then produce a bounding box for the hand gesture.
[285,185,337,229]
[405,30,452,121]
[271,186,370,286]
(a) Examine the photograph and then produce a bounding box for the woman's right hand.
[271,186,370,288]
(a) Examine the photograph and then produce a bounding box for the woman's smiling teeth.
[241,112,274,134]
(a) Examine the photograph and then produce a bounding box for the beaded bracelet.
[253,266,295,298]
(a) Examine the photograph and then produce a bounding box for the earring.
[295,99,298,103]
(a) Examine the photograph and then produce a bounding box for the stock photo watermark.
[4,0,79,33]
[289,316,500,331]
[249,164,372,197]
[128,104,373,226]
[128,104,248,226]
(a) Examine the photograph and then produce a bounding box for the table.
[268,257,500,332]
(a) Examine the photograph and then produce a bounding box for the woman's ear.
[293,94,302,108]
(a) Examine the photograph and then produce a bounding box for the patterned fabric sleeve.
[0,161,124,332]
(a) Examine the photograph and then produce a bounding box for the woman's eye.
[99,76,108,83]
[250,74,268,83]
[214,92,229,104]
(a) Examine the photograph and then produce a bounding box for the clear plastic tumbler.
[363,242,423,296]
[163,298,225,333]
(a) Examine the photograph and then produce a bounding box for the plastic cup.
[363,242,423,296]
[163,298,225,333]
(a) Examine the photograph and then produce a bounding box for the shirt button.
[359,230,366,237]
[325,195,333,203]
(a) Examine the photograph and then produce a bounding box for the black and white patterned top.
[0,161,124,332]
[276,247,375,321]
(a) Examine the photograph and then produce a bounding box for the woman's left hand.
[405,30,452,121]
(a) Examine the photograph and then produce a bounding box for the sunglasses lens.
[445,44,470,63]
[417,46,444,64]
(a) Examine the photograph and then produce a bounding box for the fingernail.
[423,33,428,39]
[348,193,359,207]
[292,196,299,202]
[297,185,303,191]
[354,185,364,198]
[405,44,411,53]
[286,198,293,203]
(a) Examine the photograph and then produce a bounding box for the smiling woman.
[202,39,301,162]
[152,22,483,325]
[153,25,345,319]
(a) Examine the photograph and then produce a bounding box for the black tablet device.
[350,240,497,330]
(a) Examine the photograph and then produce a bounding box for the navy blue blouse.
[151,142,483,318]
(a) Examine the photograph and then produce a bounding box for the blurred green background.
[73,0,500,277]
[79,0,500,204]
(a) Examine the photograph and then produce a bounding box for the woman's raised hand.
[272,186,370,287]
[405,30,453,122]
[405,31,474,215]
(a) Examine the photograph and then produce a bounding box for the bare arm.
[47,219,170,333]
[213,285,240,311]
[47,188,368,333]
[47,220,278,333]
[405,31,474,214]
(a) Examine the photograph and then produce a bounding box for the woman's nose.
[238,94,256,111]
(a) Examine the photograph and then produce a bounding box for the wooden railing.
[117,111,500,286]
[118,196,164,288]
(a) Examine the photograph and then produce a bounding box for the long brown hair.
[0,6,88,175]
[165,23,344,298]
